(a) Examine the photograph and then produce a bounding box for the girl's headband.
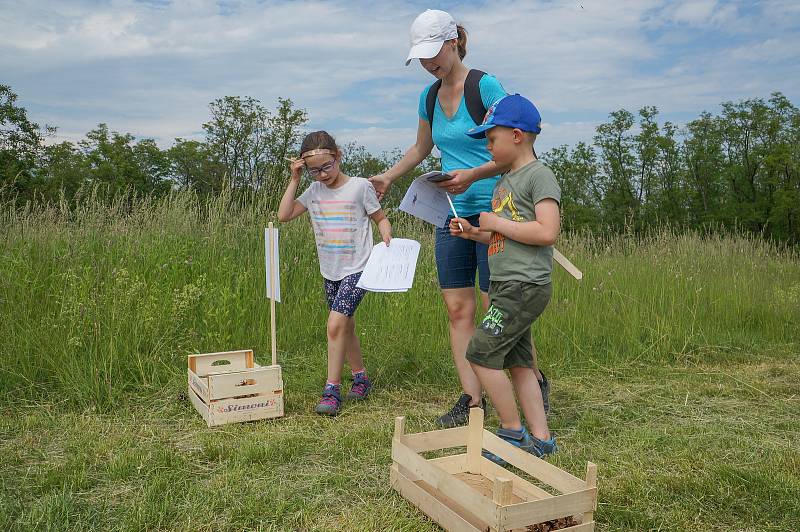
[300,148,336,159]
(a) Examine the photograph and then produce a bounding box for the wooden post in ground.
[583,461,598,524]
[268,222,277,367]
[394,416,406,440]
[466,406,484,473]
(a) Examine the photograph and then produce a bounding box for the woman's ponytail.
[456,25,468,60]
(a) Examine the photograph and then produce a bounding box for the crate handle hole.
[211,359,231,367]
[237,379,256,387]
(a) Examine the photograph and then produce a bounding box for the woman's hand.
[437,167,476,195]
[289,158,305,181]
[369,173,393,201]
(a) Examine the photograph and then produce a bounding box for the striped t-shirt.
[297,176,381,281]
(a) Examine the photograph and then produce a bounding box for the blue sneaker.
[314,384,342,416]
[482,426,557,465]
[346,372,372,400]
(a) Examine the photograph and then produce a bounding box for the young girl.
[278,131,392,416]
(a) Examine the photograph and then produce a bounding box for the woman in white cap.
[370,9,549,428]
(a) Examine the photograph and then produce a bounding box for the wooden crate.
[391,408,598,531]
[188,349,284,427]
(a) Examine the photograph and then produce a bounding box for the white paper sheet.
[264,227,281,302]
[399,175,452,228]
[356,238,421,292]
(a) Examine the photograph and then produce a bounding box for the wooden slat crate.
[391,408,598,531]
[188,349,284,427]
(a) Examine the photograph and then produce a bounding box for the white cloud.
[1,0,797,157]
[668,0,718,25]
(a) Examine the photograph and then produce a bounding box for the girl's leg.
[326,310,351,384]
[441,287,482,404]
[470,363,522,430]
[510,366,549,440]
[344,320,365,373]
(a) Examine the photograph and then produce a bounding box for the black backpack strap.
[426,69,488,128]
[425,80,442,126]
[464,69,487,126]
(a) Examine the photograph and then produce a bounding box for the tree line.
[2,84,798,242]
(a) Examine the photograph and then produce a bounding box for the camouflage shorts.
[466,281,552,370]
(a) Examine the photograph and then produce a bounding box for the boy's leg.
[470,363,522,430]
[510,366,549,440]
[466,280,531,431]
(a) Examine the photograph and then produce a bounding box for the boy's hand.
[289,158,305,181]
[449,217,474,239]
[478,211,499,232]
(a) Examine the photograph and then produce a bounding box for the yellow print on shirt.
[489,187,524,256]
[491,187,524,222]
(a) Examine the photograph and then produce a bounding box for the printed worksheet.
[399,176,451,228]
[356,239,421,292]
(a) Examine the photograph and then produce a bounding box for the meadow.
[1,190,798,531]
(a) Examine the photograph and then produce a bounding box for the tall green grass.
[1,190,798,409]
[1,190,799,531]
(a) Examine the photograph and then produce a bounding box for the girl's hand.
[449,217,474,239]
[478,211,499,232]
[437,168,475,195]
[369,174,392,201]
[289,158,305,181]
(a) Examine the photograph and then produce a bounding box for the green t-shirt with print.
[487,160,561,285]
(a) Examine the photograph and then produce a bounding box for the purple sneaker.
[346,372,372,400]
[314,384,342,416]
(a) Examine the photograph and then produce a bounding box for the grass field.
[1,190,799,531]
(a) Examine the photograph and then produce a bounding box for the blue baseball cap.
[466,93,542,138]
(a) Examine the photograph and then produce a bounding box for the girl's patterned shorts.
[323,271,367,317]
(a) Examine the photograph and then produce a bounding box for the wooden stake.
[583,461,598,524]
[553,247,583,280]
[268,222,277,367]
[394,416,406,440]
[492,476,513,506]
[466,406,484,473]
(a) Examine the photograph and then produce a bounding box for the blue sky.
[1,0,798,156]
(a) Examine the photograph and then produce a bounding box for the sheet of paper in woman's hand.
[356,238,421,292]
[399,176,451,227]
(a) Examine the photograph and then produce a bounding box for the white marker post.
[265,223,281,366]
[553,247,583,280]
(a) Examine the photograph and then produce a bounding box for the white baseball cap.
[405,9,458,66]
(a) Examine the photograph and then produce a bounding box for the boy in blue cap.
[449,94,560,462]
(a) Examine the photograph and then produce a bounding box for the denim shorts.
[435,214,490,293]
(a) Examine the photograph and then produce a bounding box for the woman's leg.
[441,287,482,403]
